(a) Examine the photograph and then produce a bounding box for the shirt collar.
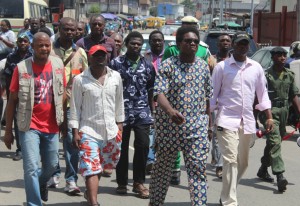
[54,38,77,50]
[145,48,164,57]
[84,66,113,79]
[228,55,253,67]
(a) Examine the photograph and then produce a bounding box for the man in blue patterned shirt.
[110,31,156,199]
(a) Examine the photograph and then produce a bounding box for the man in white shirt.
[69,45,124,206]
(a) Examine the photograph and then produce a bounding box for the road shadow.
[0,151,15,159]
[239,177,295,194]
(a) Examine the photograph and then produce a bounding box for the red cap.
[88,45,108,56]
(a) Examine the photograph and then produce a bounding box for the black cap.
[232,31,250,43]
[270,47,287,55]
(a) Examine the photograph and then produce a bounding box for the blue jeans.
[19,129,59,206]
[147,127,155,165]
[52,108,79,182]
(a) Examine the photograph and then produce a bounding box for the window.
[0,0,24,18]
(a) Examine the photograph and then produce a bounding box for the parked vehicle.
[159,24,180,36]
[251,46,289,70]
[145,17,165,29]
[0,0,51,32]
[202,29,258,57]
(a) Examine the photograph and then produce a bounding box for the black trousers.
[116,124,150,185]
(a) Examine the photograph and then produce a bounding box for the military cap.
[232,31,250,43]
[181,16,198,24]
[270,47,287,55]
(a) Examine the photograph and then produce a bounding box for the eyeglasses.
[183,38,199,44]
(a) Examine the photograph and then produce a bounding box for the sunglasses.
[183,38,199,44]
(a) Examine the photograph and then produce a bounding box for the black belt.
[272,100,288,108]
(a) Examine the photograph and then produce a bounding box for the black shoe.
[257,167,274,182]
[277,174,288,192]
[170,171,181,185]
[40,185,48,202]
[13,151,22,161]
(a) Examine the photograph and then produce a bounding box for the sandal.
[116,185,127,194]
[132,182,149,199]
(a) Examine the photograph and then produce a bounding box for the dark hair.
[39,27,52,37]
[90,14,105,24]
[149,30,164,41]
[218,34,231,42]
[1,19,12,30]
[124,31,144,45]
[176,27,199,44]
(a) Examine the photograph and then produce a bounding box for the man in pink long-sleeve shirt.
[211,31,274,206]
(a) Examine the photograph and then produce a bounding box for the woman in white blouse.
[0,19,16,60]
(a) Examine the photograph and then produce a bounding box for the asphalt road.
[1,127,300,206]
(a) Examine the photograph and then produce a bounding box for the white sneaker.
[47,176,60,188]
[64,181,81,195]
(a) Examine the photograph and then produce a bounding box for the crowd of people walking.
[0,13,299,206]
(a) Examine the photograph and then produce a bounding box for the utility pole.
[118,0,121,14]
[220,0,224,24]
[250,0,254,34]
[298,0,300,39]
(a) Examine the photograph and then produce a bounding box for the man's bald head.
[32,32,50,44]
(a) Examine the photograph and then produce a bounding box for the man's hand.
[59,122,68,139]
[117,122,123,132]
[4,130,14,150]
[72,131,81,150]
[208,132,213,141]
[167,109,185,125]
[265,119,274,133]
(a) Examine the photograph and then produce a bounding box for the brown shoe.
[216,167,222,178]
[132,182,149,199]
[102,169,113,177]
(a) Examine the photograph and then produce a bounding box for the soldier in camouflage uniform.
[257,47,300,192]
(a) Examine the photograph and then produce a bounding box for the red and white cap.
[88,45,108,56]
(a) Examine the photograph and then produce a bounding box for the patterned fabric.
[79,131,122,177]
[154,56,212,140]
[149,55,212,205]
[150,137,209,206]
[110,54,156,126]
[4,49,33,76]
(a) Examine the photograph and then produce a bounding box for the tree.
[89,4,101,14]
[181,0,195,13]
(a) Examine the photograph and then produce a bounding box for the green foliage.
[150,7,157,17]
[89,4,101,14]
[181,0,195,11]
